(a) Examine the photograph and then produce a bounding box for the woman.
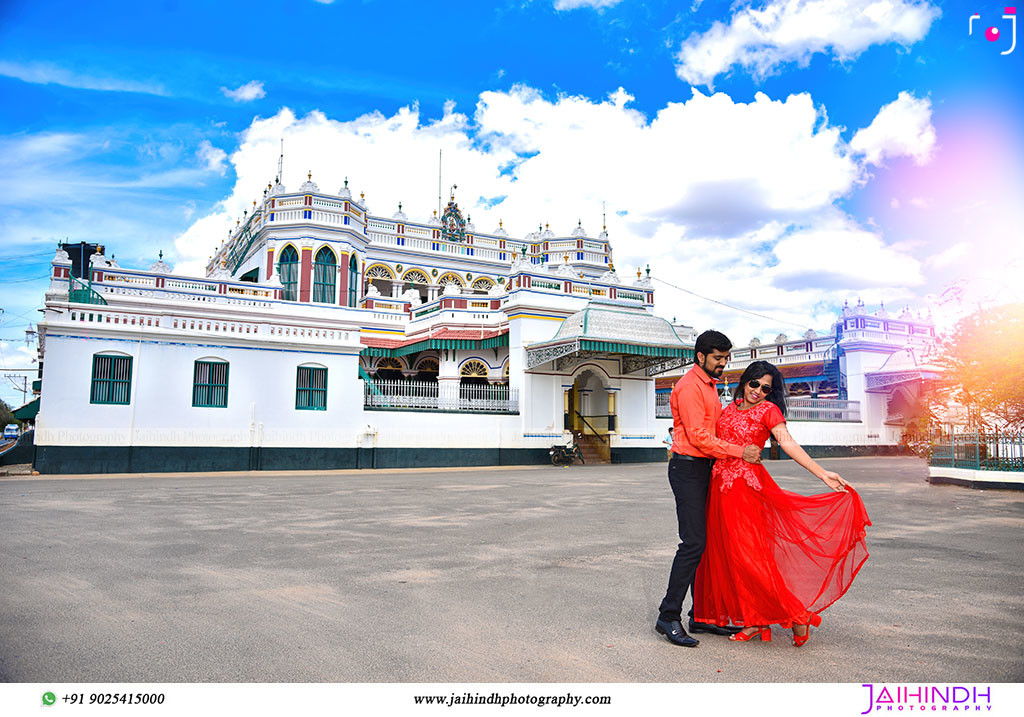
[694,361,871,646]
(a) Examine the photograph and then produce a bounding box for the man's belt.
[671,453,712,462]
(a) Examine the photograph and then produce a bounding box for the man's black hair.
[694,330,732,360]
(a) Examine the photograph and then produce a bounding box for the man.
[655,330,762,647]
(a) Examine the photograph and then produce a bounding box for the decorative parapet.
[51,261,284,307]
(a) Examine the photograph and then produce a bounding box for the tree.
[0,399,15,428]
[934,303,1024,429]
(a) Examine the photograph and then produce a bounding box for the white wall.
[37,334,365,448]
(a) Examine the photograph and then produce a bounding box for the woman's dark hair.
[694,330,732,360]
[732,360,787,417]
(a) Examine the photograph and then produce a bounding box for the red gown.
[694,400,871,629]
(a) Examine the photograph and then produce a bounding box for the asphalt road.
[1,457,1021,683]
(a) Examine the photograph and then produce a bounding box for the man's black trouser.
[658,453,713,622]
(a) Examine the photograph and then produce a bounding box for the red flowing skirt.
[694,461,871,628]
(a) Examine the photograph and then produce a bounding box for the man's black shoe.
[655,619,700,647]
[688,619,742,636]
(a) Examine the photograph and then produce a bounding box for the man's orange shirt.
[669,364,744,460]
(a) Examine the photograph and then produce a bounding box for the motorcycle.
[550,437,585,466]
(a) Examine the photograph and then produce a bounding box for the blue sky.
[1,0,1022,406]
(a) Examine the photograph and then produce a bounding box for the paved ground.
[1,457,1022,683]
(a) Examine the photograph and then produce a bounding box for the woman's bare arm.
[770,422,851,492]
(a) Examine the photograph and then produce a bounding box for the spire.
[277,138,284,184]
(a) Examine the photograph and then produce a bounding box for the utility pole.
[4,374,28,405]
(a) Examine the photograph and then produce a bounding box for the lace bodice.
[713,400,785,491]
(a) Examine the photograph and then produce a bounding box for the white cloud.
[927,242,969,269]
[890,198,900,209]
[554,0,623,10]
[909,196,929,208]
[220,80,266,103]
[172,85,923,340]
[0,60,167,95]
[197,141,228,175]
[675,0,941,87]
[850,91,936,166]
[769,213,924,290]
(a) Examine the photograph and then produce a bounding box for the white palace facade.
[29,172,937,473]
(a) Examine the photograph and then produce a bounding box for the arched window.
[437,272,464,289]
[472,278,494,294]
[402,269,431,303]
[459,359,491,401]
[312,247,337,303]
[278,245,299,302]
[347,254,358,307]
[402,269,429,285]
[415,357,439,382]
[365,264,394,298]
[375,357,405,382]
[460,359,489,382]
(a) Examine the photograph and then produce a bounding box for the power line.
[0,251,56,262]
[0,274,50,284]
[651,276,812,330]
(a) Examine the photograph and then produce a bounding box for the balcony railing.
[655,395,861,422]
[787,398,860,422]
[364,378,518,413]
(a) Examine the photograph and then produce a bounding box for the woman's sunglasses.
[747,379,772,393]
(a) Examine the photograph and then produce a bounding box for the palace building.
[28,172,936,473]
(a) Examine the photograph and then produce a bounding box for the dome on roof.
[571,220,586,238]
[337,177,352,199]
[299,171,319,193]
[493,220,508,238]
[541,223,555,239]
[427,210,440,226]
[270,178,286,196]
[392,203,408,221]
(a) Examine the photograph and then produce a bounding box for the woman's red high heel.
[729,626,771,642]
[792,625,810,646]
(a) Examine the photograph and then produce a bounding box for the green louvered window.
[193,360,229,408]
[90,354,132,405]
[296,366,327,410]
